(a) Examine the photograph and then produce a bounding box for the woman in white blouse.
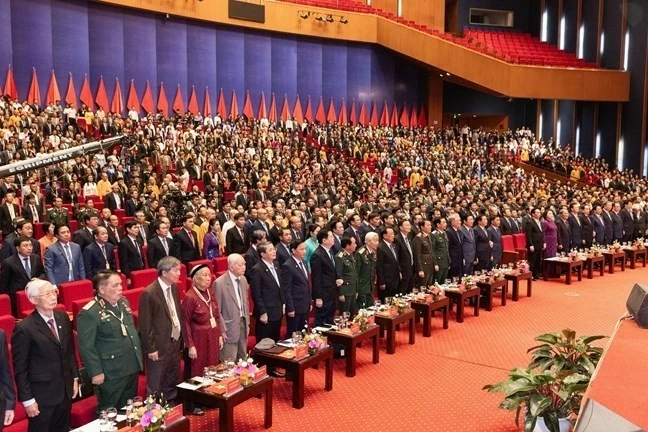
[83,174,98,196]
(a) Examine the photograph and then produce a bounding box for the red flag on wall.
[268,93,277,122]
[315,97,326,124]
[390,101,398,127]
[369,102,379,127]
[327,98,337,123]
[27,68,41,105]
[126,80,140,114]
[3,66,18,100]
[157,83,169,116]
[280,94,290,121]
[358,101,367,125]
[141,81,154,114]
[64,73,77,108]
[203,87,212,117]
[79,74,93,109]
[230,90,239,118]
[410,105,418,127]
[292,96,304,124]
[400,103,410,127]
[242,91,254,119]
[173,84,185,115]
[417,106,427,127]
[349,99,357,125]
[338,99,347,125]
[187,86,198,115]
[216,89,226,118]
[304,96,313,123]
[258,91,267,119]
[95,76,109,111]
[380,101,389,126]
[110,78,123,115]
[45,70,60,106]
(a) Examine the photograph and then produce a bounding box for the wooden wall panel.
[428,74,443,127]
[372,0,397,17]
[401,0,445,32]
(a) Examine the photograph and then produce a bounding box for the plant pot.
[533,416,571,432]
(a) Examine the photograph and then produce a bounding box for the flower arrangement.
[568,250,579,262]
[461,275,475,288]
[390,294,409,314]
[136,395,169,432]
[353,309,371,331]
[590,245,600,256]
[612,241,621,252]
[517,260,530,273]
[301,329,326,355]
[233,356,258,387]
[634,238,645,249]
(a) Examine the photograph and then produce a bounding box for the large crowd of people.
[1,93,648,430]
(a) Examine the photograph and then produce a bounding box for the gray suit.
[213,272,250,362]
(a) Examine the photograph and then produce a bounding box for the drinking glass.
[98,410,109,432]
[374,300,381,310]
[412,287,419,295]
[106,408,118,431]
[333,316,342,330]
[385,297,392,306]
[125,399,134,426]
[292,331,302,345]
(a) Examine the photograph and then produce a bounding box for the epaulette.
[82,300,96,310]
[357,247,365,254]
[337,251,344,258]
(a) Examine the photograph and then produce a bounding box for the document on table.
[71,415,127,431]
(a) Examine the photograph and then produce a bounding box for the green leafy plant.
[484,329,605,432]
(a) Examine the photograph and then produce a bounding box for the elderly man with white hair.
[213,254,250,362]
[11,279,78,432]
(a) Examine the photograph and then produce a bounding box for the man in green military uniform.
[45,197,69,226]
[77,270,143,411]
[431,217,451,284]
[335,236,358,315]
[355,231,379,309]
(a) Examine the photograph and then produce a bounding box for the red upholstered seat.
[34,222,45,239]
[0,315,15,338]
[0,294,11,316]
[69,220,78,232]
[70,395,98,428]
[213,256,228,272]
[189,259,214,274]
[130,268,158,289]
[512,233,528,260]
[500,235,519,265]
[16,291,66,318]
[122,287,144,324]
[59,280,94,312]
[71,297,95,329]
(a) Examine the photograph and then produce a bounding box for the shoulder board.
[337,252,344,258]
[357,247,365,254]
[82,300,96,310]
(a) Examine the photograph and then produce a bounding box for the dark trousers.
[96,372,139,412]
[146,338,181,401]
[434,266,449,284]
[255,319,281,343]
[338,294,356,316]
[27,398,71,432]
[528,247,543,278]
[356,291,374,310]
[285,312,309,339]
[398,272,414,294]
[313,299,335,327]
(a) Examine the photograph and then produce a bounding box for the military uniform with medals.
[431,229,451,284]
[335,250,358,315]
[45,206,69,226]
[76,296,143,411]
[354,246,376,309]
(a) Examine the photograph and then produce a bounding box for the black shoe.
[189,407,205,416]
[269,370,285,378]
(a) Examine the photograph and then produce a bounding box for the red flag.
[126,80,140,114]
[65,73,77,108]
[79,74,93,109]
[292,96,304,124]
[173,84,185,115]
[410,105,418,127]
[157,83,169,116]
[280,94,290,121]
[349,99,357,125]
[45,70,60,106]
[95,76,109,111]
[338,99,347,125]
[187,86,199,115]
[418,105,427,127]
[230,90,239,118]
[380,101,389,126]
[369,102,379,127]
[390,101,398,127]
[315,97,326,124]
[304,96,313,123]
[3,66,18,100]
[257,91,267,119]
[141,81,154,114]
[110,78,123,115]
[203,87,212,117]
[358,100,367,125]
[216,89,226,118]
[242,91,254,119]
[268,93,277,122]
[327,98,337,123]
[400,103,410,127]
[27,68,41,105]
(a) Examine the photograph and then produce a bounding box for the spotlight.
[315,15,325,21]
[340,17,348,24]
[325,14,335,23]
[299,11,310,19]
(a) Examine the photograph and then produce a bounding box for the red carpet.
[191,267,644,432]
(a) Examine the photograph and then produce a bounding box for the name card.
[295,344,309,360]
[349,323,360,334]
[254,365,267,382]
[164,404,183,426]
[118,425,142,432]
[225,377,241,395]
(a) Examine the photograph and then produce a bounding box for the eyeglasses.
[36,288,59,298]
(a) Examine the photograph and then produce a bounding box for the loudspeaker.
[574,399,643,432]
[626,283,648,329]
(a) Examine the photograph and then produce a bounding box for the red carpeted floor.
[190,266,645,432]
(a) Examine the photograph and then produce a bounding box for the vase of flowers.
[391,294,409,314]
[233,356,257,387]
[612,241,621,252]
[518,261,530,273]
[135,395,169,432]
[568,250,578,262]
[635,238,645,250]
[354,309,371,331]
[302,329,326,355]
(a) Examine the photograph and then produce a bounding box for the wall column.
[428,73,443,128]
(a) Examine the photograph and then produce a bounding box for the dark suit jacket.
[620,209,634,240]
[633,211,648,239]
[487,226,502,264]
[21,204,43,224]
[235,194,250,210]
[602,211,614,245]
[0,203,20,236]
[592,214,606,246]
[73,227,95,251]
[12,309,78,407]
[556,218,572,251]
[376,241,401,293]
[281,257,311,315]
[276,242,292,265]
[0,330,15,415]
[459,226,476,263]
[173,229,200,264]
[611,211,623,240]
[225,227,247,255]
[250,261,284,321]
[125,199,139,217]
[310,246,338,302]
[82,242,116,280]
[147,236,174,270]
[138,280,183,357]
[525,218,544,249]
[0,236,41,261]
[244,246,261,282]
[474,226,492,265]
[446,227,464,271]
[394,233,414,278]
[104,193,125,211]
[106,226,124,246]
[344,226,363,247]
[118,236,145,277]
[569,213,584,249]
[580,214,594,246]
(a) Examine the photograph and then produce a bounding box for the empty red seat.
[59,280,94,311]
[0,294,11,316]
[0,315,15,338]
[130,268,158,289]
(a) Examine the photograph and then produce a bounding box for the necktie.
[405,237,413,265]
[165,288,181,340]
[269,264,280,285]
[31,205,38,222]
[354,230,360,244]
[329,249,336,266]
[23,257,31,276]
[101,245,109,269]
[187,230,195,248]
[235,278,244,317]
[114,228,120,242]
[64,244,74,280]
[162,237,169,255]
[132,238,141,256]
[299,260,308,280]
[48,318,59,342]
[389,243,398,260]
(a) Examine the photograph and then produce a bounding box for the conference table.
[602,249,626,273]
[543,257,583,285]
[476,278,508,311]
[443,287,480,323]
[624,246,647,269]
[504,270,532,301]
[323,324,380,377]
[583,254,605,279]
[409,296,450,337]
[374,309,416,354]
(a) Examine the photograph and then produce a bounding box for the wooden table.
[373,309,416,354]
[543,258,583,285]
[584,254,605,279]
[602,250,626,273]
[625,247,647,269]
[504,271,532,301]
[323,324,380,377]
[476,278,508,311]
[254,346,333,409]
[409,296,449,337]
[176,377,272,432]
[443,287,480,323]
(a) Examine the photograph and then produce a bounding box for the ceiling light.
[446,72,450,76]
[299,11,310,19]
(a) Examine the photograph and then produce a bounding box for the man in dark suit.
[611,202,624,242]
[0,191,20,237]
[0,219,41,261]
[525,208,545,280]
[275,228,293,265]
[244,230,265,281]
[104,184,125,211]
[394,219,415,294]
[82,227,117,280]
[620,201,635,242]
[487,216,503,269]
[569,203,584,250]
[474,215,492,271]
[0,236,46,316]
[0,328,15,431]
[412,219,435,287]
[106,215,124,246]
[446,214,464,278]
[281,240,311,339]
[73,212,99,251]
[21,194,43,224]
[252,208,271,239]
[460,215,477,276]
[632,205,648,240]
[235,186,250,210]
[118,220,145,279]
[125,192,140,217]
[601,202,614,246]
[310,229,339,327]
[580,205,594,248]
[225,213,248,255]
[172,215,200,267]
[344,214,364,247]
[556,208,572,253]
[138,257,183,402]
[12,279,79,432]
[147,221,174,270]
[591,205,606,246]
[376,226,401,302]
[329,219,345,254]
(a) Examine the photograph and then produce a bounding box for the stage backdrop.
[0,0,428,118]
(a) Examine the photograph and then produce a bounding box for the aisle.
[191,268,642,432]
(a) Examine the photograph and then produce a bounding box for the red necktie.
[48,319,59,342]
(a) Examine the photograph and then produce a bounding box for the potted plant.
[484,329,605,432]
